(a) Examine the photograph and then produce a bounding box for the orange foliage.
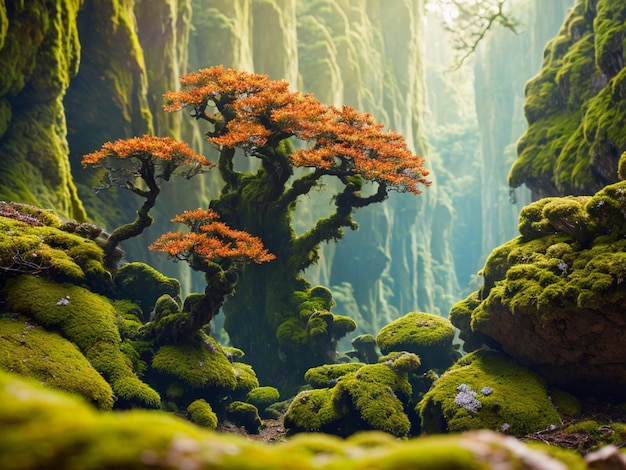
[149,208,275,265]
[82,135,213,173]
[164,66,430,194]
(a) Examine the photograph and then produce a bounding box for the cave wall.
[509,0,626,199]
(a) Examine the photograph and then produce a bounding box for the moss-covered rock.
[187,398,218,430]
[348,333,379,363]
[418,350,565,438]
[453,173,626,399]
[245,386,280,418]
[3,275,120,352]
[115,262,181,316]
[151,333,238,391]
[232,361,260,399]
[0,315,113,410]
[0,369,589,469]
[285,352,421,437]
[1,274,160,409]
[226,401,262,434]
[376,312,457,371]
[303,362,364,388]
[0,208,113,294]
[510,0,626,197]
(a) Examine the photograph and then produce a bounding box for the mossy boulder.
[0,208,113,294]
[453,176,626,399]
[0,315,113,409]
[376,312,457,371]
[115,262,181,316]
[0,369,588,469]
[151,333,238,391]
[418,350,566,438]
[2,275,160,409]
[187,398,218,429]
[245,386,280,418]
[348,333,379,363]
[226,401,262,434]
[303,362,364,388]
[284,352,421,437]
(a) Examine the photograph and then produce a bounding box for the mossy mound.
[245,386,280,418]
[2,275,160,409]
[284,352,421,437]
[186,398,218,429]
[226,401,262,434]
[348,333,380,363]
[0,315,113,410]
[0,369,588,469]
[376,312,457,371]
[0,209,112,293]
[115,262,181,316]
[151,333,238,390]
[418,350,566,438]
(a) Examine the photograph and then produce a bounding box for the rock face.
[451,163,626,398]
[509,0,626,199]
[0,1,86,220]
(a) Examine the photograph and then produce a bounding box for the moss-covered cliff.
[510,0,626,198]
[0,1,86,221]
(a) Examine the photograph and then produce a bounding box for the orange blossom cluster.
[163,66,430,194]
[149,208,276,265]
[82,135,213,170]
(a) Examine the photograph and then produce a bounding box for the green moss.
[510,1,626,196]
[286,360,416,437]
[112,300,143,340]
[549,387,582,418]
[3,275,120,351]
[115,262,181,313]
[246,386,280,410]
[226,401,262,434]
[151,334,237,390]
[0,214,111,292]
[304,362,364,388]
[187,398,218,429]
[222,346,245,361]
[376,312,455,371]
[111,375,161,409]
[86,341,160,409]
[283,388,338,433]
[0,369,586,469]
[0,270,158,409]
[0,316,113,410]
[418,350,562,437]
[232,362,260,398]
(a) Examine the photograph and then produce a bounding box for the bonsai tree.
[163,65,431,391]
[81,135,213,265]
[148,208,275,342]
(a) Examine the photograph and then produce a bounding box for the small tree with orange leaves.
[162,66,430,392]
[148,208,275,341]
[82,135,213,265]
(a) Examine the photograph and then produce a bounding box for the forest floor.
[216,402,626,453]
